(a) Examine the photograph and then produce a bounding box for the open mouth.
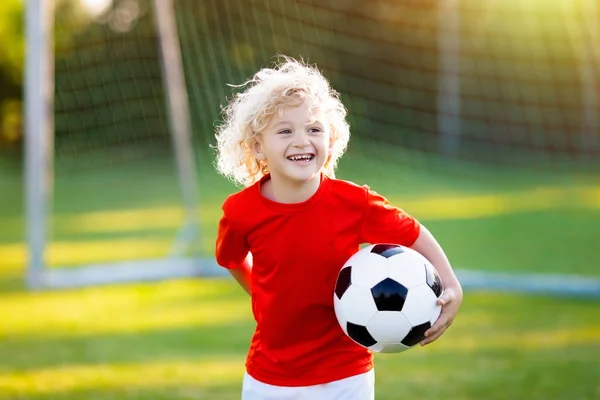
[287,154,315,162]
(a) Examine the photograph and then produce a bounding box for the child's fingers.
[421,309,457,345]
[421,317,450,345]
[422,318,444,341]
[420,325,445,346]
[436,288,455,305]
[426,314,448,335]
[420,287,461,346]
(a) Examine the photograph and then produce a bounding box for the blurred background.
[0,0,599,399]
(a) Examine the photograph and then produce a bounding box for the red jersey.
[215,174,421,387]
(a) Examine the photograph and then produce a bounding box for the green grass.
[1,147,599,399]
[0,279,598,399]
[2,147,599,277]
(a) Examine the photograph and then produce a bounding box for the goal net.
[173,0,598,170]
[25,0,599,292]
[26,0,214,289]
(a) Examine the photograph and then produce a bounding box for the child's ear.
[252,138,266,161]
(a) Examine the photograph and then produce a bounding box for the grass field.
[1,280,599,399]
[1,147,599,399]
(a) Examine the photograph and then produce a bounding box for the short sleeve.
[360,188,421,247]
[215,212,249,269]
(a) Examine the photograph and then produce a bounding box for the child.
[214,56,463,400]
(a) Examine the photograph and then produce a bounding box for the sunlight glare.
[80,0,111,17]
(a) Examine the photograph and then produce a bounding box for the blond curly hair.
[214,56,351,187]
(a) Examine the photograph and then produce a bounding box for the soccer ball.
[333,243,444,353]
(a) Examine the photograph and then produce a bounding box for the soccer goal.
[24,0,221,290]
[24,0,599,296]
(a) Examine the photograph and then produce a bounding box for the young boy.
[214,56,463,400]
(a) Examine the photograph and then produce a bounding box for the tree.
[0,0,24,151]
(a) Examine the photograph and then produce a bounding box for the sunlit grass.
[445,326,600,351]
[0,239,172,271]
[3,183,598,236]
[1,150,599,399]
[0,279,598,400]
[1,183,598,273]
[1,280,250,338]
[0,358,245,397]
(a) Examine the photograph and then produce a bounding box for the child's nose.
[294,131,311,147]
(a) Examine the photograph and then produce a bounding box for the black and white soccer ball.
[333,243,444,353]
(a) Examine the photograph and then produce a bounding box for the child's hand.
[420,286,462,346]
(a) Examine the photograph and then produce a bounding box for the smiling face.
[254,99,331,193]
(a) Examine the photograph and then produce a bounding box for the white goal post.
[24,0,220,290]
[24,0,599,297]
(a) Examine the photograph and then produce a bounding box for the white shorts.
[241,369,375,400]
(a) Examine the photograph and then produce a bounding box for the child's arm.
[216,206,253,296]
[410,225,463,346]
[229,257,252,296]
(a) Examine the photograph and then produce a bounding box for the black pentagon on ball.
[370,243,404,258]
[370,278,409,311]
[424,263,444,297]
[347,321,377,347]
[401,322,431,347]
[334,266,352,299]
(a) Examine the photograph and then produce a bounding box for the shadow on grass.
[0,383,244,400]
[0,274,27,295]
[0,319,253,372]
[0,321,251,400]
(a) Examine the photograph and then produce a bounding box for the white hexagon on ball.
[350,252,389,290]
[366,311,412,343]
[401,284,442,327]
[337,284,378,326]
[387,250,431,289]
